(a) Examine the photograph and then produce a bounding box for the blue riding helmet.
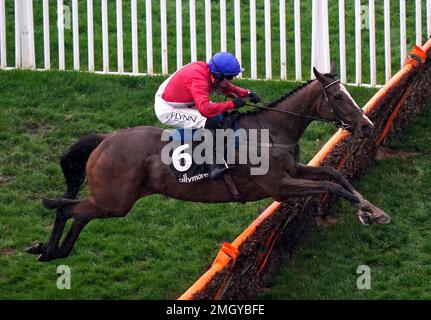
[208,52,245,78]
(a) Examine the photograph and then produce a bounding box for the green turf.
[0,69,376,299]
[2,1,429,83]
[260,103,431,300]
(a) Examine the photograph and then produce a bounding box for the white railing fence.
[0,0,431,87]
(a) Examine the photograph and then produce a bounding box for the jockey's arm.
[190,80,235,118]
[220,82,250,99]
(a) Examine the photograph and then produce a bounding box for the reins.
[245,79,364,132]
[245,101,329,123]
[244,79,342,124]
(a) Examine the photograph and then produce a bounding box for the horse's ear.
[330,60,337,76]
[313,67,326,83]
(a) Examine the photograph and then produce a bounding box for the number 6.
[172,144,192,172]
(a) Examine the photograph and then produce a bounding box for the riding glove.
[248,92,261,104]
[233,98,246,109]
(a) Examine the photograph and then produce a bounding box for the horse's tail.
[60,133,106,199]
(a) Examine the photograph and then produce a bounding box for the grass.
[0,69,376,299]
[1,1,430,83]
[260,103,431,300]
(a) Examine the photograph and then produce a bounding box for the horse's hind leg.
[37,204,76,261]
[37,198,123,261]
[27,198,80,256]
[27,210,70,258]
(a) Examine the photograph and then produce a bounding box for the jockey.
[155,51,261,179]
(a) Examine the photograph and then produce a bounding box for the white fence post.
[355,0,361,85]
[234,0,242,78]
[311,0,330,77]
[279,0,287,80]
[42,0,50,70]
[15,0,19,67]
[15,0,35,69]
[160,0,168,74]
[146,0,153,74]
[189,0,197,62]
[101,0,109,73]
[369,0,376,87]
[72,0,79,71]
[205,0,212,62]
[400,0,406,67]
[339,0,346,84]
[428,0,431,38]
[87,0,94,72]
[57,0,65,70]
[0,0,7,68]
[384,0,391,82]
[250,0,257,79]
[131,0,138,73]
[220,0,226,52]
[117,0,124,74]
[294,0,301,81]
[176,0,182,69]
[264,0,272,79]
[416,0,422,46]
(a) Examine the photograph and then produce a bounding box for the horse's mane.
[266,79,315,108]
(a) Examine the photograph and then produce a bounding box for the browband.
[324,79,341,89]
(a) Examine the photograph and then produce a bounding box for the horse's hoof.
[38,253,54,262]
[26,241,46,255]
[358,211,373,225]
[375,213,391,225]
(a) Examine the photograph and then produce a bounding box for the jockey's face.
[220,74,237,86]
[220,78,232,86]
[211,73,237,88]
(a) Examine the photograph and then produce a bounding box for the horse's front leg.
[295,165,391,225]
[296,164,356,193]
[278,176,361,204]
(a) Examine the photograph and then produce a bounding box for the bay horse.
[27,67,390,262]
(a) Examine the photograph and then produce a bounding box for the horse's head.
[312,64,374,139]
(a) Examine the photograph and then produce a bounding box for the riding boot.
[207,136,229,180]
[205,114,229,180]
[208,160,229,180]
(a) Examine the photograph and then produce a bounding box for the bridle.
[246,79,364,132]
[321,79,364,131]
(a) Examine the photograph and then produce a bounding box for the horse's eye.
[334,93,342,100]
